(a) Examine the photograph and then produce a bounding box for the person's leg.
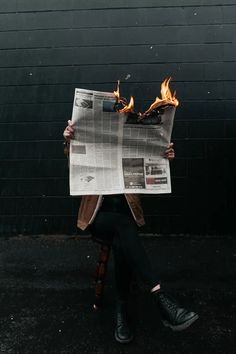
[113,213,198,331]
[112,242,134,343]
[114,213,160,289]
[90,211,159,289]
[91,212,198,333]
[90,211,134,299]
[90,212,134,343]
[112,235,133,302]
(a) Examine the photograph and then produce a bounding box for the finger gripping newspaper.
[69,88,176,195]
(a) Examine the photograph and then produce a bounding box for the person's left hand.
[164,142,175,160]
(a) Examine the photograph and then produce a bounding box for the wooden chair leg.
[93,243,111,311]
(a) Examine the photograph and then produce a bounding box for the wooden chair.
[93,241,112,311]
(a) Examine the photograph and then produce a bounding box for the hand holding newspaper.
[69,80,177,195]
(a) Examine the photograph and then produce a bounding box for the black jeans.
[90,211,159,301]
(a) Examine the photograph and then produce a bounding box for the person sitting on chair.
[63,120,199,344]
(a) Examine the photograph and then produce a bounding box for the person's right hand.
[63,120,74,142]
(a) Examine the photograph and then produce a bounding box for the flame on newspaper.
[113,77,179,115]
[113,80,121,102]
[113,80,135,112]
[144,77,179,114]
[119,96,135,113]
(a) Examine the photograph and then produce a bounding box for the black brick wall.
[0,0,236,236]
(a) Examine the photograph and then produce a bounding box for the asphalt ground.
[0,235,235,354]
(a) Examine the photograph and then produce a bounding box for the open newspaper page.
[70,88,125,195]
[122,106,175,194]
[69,88,175,195]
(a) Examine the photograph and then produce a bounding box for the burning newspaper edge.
[113,77,179,122]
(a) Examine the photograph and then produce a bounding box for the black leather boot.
[114,301,134,344]
[155,292,199,331]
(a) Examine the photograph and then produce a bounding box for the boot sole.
[114,330,134,344]
[162,313,199,331]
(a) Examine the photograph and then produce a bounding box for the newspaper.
[69,88,175,195]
